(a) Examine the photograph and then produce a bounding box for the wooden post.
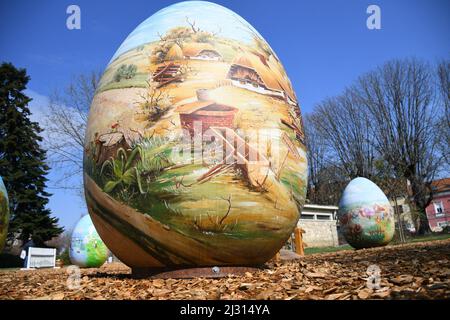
[294,227,306,256]
[275,251,281,262]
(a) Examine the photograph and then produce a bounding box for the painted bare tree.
[137,78,172,123]
[151,18,220,64]
[43,71,101,193]
[355,58,446,234]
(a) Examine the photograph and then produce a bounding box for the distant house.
[390,178,450,232]
[182,43,222,61]
[426,178,450,231]
[226,52,297,106]
[390,196,416,233]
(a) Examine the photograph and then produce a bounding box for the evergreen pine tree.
[0,62,63,246]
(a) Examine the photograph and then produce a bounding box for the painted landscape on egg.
[338,201,395,248]
[83,2,307,267]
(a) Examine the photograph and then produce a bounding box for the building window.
[433,201,444,216]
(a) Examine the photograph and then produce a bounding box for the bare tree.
[304,114,346,204]
[43,71,101,192]
[437,60,450,161]
[310,89,376,179]
[304,114,325,201]
[355,58,446,234]
[306,58,448,230]
[437,60,450,119]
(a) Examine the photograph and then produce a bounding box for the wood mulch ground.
[0,239,449,300]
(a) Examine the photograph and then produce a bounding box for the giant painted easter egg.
[70,215,109,267]
[338,177,395,249]
[84,1,307,268]
[0,177,9,252]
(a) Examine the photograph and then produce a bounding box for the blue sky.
[0,0,449,231]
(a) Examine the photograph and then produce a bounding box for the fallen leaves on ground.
[0,239,449,300]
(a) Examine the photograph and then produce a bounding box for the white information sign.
[27,247,57,269]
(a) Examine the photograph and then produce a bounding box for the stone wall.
[297,220,339,248]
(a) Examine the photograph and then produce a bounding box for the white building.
[297,204,339,248]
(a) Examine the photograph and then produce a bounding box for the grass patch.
[405,233,450,243]
[305,245,353,255]
[304,233,450,255]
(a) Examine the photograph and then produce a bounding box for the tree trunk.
[417,209,431,235]
[393,197,406,243]
[406,178,432,235]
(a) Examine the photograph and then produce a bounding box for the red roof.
[431,178,450,193]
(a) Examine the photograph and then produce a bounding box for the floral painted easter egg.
[338,177,395,249]
[83,1,307,268]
